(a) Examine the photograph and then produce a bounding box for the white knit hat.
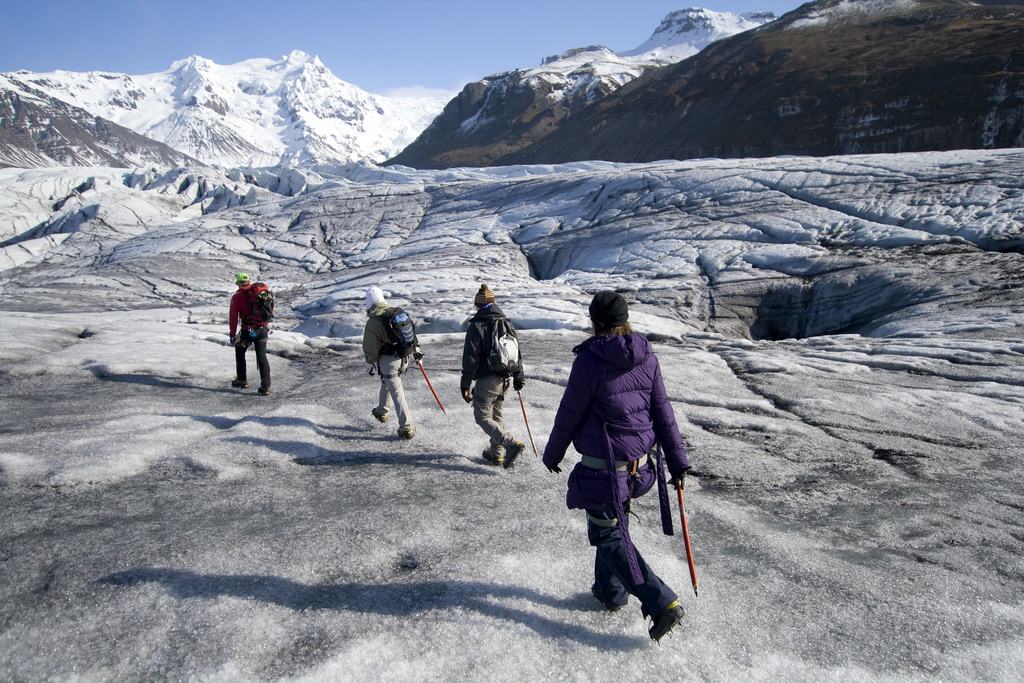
[365,286,386,310]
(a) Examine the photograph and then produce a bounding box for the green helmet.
[235,272,250,283]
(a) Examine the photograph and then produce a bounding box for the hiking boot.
[258,386,271,396]
[648,601,685,642]
[592,584,625,612]
[503,441,525,469]
[398,426,415,440]
[231,379,248,388]
[371,408,388,423]
[482,448,504,467]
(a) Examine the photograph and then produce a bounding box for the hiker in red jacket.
[228,272,271,395]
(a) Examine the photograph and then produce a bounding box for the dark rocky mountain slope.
[386,9,775,170]
[0,78,197,169]
[391,0,1024,168]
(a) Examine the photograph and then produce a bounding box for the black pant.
[587,505,677,615]
[235,329,270,389]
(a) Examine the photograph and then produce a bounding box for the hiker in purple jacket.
[543,291,691,642]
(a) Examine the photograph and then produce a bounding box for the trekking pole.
[517,390,538,456]
[676,480,699,598]
[417,360,446,413]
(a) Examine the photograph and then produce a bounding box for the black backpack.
[247,282,275,324]
[382,307,416,358]
[487,317,520,376]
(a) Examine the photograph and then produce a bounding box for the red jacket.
[229,285,266,337]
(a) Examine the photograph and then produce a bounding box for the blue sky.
[0,0,803,96]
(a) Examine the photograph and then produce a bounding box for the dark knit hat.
[475,284,495,307]
[589,291,629,328]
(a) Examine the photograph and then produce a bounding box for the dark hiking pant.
[235,328,270,390]
[586,505,677,616]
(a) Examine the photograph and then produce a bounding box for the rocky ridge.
[391,0,1024,168]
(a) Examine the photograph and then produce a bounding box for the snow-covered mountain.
[2,9,772,171]
[388,7,775,168]
[1,149,1023,679]
[6,51,449,168]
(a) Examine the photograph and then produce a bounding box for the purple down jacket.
[542,333,689,511]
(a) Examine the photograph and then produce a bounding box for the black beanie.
[589,291,629,328]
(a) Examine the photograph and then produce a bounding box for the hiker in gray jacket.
[363,286,417,440]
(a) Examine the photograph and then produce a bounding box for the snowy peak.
[654,6,776,34]
[535,8,776,73]
[540,45,619,67]
[7,51,449,169]
[624,7,776,61]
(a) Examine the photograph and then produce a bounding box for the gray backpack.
[487,317,520,376]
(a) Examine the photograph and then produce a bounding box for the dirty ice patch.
[0,309,226,379]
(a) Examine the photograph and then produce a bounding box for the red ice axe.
[417,360,446,413]
[676,479,699,598]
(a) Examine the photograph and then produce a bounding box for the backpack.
[247,282,275,324]
[382,307,417,358]
[487,317,520,377]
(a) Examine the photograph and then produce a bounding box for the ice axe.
[517,390,538,456]
[417,359,446,413]
[676,479,699,598]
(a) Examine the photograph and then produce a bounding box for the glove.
[462,388,472,403]
[365,362,375,376]
[669,467,691,489]
[513,377,525,391]
[547,465,561,474]
[229,335,236,345]
[414,351,424,362]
